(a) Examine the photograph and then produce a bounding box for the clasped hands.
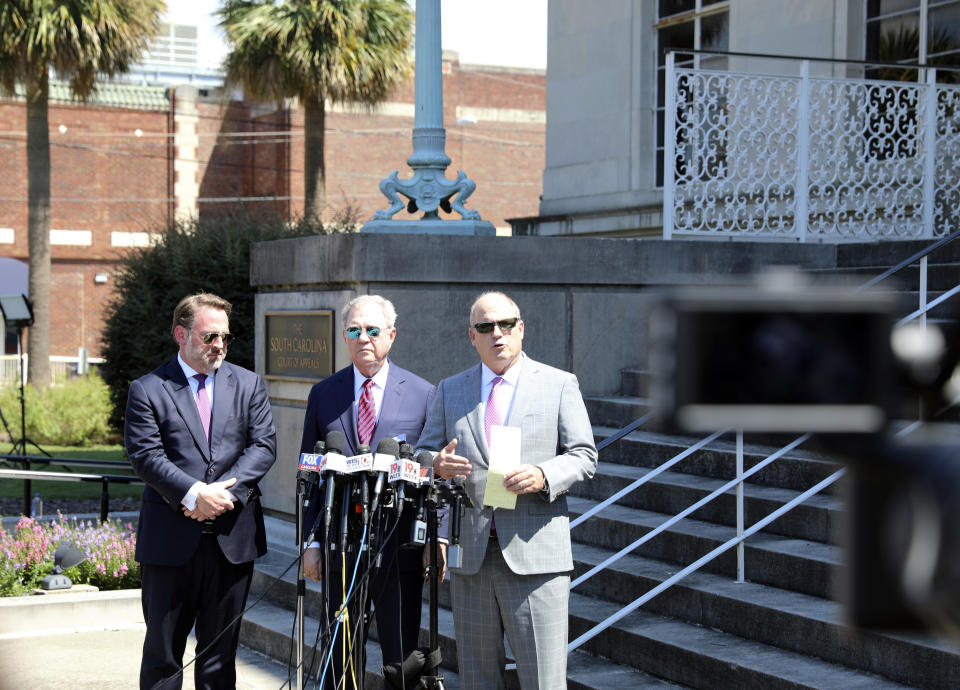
[434,438,546,494]
[182,477,237,520]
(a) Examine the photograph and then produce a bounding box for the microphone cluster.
[296,431,475,689]
[296,431,442,554]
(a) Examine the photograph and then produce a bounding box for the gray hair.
[468,292,521,325]
[342,294,397,328]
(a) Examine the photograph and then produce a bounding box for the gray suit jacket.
[417,354,597,575]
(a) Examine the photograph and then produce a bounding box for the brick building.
[0,54,545,361]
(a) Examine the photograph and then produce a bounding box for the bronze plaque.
[265,310,334,381]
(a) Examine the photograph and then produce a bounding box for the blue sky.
[166,0,548,72]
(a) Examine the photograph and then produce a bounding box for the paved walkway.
[0,627,291,690]
[0,511,292,690]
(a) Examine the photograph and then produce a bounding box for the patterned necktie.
[357,378,376,446]
[484,376,506,445]
[194,374,211,441]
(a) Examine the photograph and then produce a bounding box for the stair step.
[592,426,841,493]
[570,542,960,688]
[240,597,462,689]
[568,495,840,598]
[568,593,913,689]
[573,461,842,544]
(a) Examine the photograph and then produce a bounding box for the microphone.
[447,475,465,569]
[370,437,400,517]
[314,430,347,540]
[297,440,325,510]
[390,443,418,517]
[409,451,434,545]
[337,443,372,552]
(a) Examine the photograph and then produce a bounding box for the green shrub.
[0,515,139,596]
[0,373,114,446]
[100,209,354,430]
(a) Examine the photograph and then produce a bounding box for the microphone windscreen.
[415,450,434,469]
[376,437,400,457]
[398,442,414,458]
[324,430,346,454]
[313,440,325,453]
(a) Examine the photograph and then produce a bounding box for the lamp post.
[364,0,494,235]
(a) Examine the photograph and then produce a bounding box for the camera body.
[649,271,960,632]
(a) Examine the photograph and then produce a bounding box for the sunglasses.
[198,331,235,345]
[345,326,383,340]
[473,318,519,334]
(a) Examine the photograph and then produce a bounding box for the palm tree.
[219,0,413,220]
[0,0,163,388]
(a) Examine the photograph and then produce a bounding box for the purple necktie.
[485,376,506,537]
[484,376,506,445]
[194,374,211,441]
[357,378,376,446]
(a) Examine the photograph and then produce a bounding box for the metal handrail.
[571,434,810,589]
[0,453,131,470]
[0,468,141,524]
[568,233,960,654]
[858,227,960,291]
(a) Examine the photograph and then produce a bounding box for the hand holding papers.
[483,425,521,509]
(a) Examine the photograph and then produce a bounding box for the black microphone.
[339,443,371,552]
[409,451,434,545]
[393,443,415,516]
[310,431,346,545]
[447,475,465,569]
[370,437,400,517]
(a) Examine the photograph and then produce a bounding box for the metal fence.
[0,355,104,387]
[663,51,960,242]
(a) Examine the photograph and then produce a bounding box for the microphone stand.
[418,482,446,690]
[295,473,310,690]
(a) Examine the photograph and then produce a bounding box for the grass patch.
[0,443,142,502]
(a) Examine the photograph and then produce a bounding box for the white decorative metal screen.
[663,54,960,242]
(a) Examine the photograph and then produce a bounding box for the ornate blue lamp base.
[362,218,496,236]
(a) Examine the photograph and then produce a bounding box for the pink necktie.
[484,376,506,445]
[357,378,376,446]
[194,374,211,441]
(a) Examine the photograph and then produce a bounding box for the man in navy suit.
[125,293,277,690]
[300,294,437,688]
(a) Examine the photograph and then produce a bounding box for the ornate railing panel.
[663,53,960,242]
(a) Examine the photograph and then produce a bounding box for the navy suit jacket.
[300,361,436,549]
[125,358,277,567]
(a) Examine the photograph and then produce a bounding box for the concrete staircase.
[573,368,960,688]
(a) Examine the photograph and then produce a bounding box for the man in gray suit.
[417,291,598,689]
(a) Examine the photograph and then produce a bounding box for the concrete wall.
[251,233,838,517]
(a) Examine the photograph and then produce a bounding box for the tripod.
[9,324,50,515]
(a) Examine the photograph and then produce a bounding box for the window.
[655,1,730,186]
[864,1,960,159]
[865,0,960,81]
[144,22,199,69]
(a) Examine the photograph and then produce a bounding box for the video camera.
[649,268,960,634]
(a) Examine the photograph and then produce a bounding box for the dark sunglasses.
[345,326,383,340]
[473,318,519,334]
[198,331,235,345]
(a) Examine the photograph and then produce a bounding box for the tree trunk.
[26,70,51,389]
[303,95,326,221]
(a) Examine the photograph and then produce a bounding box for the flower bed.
[0,515,139,596]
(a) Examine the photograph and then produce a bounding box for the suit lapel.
[372,363,402,449]
[507,355,538,426]
[461,365,487,461]
[162,359,210,460]
[209,365,235,456]
[334,368,358,454]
